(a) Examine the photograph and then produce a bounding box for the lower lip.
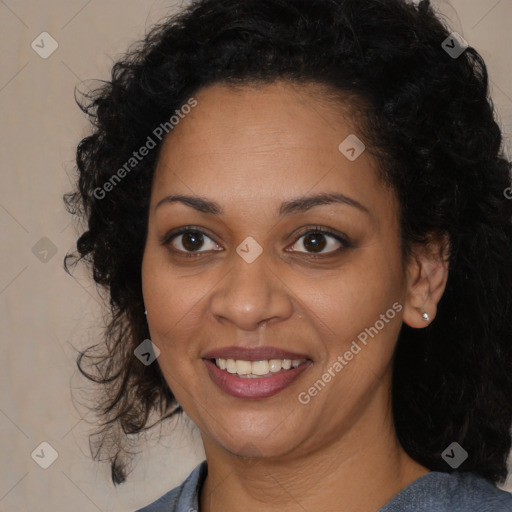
[203,359,312,399]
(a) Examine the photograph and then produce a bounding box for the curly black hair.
[64,0,512,486]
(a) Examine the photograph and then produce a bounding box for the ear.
[402,234,450,328]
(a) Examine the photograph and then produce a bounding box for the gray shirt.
[136,460,512,511]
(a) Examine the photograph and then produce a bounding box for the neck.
[199,380,429,512]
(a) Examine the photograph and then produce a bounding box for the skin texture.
[141,81,449,512]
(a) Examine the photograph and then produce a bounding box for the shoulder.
[379,471,512,512]
[135,460,207,512]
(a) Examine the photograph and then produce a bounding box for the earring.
[415,307,430,322]
[144,310,147,315]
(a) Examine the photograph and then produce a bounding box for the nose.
[209,248,294,331]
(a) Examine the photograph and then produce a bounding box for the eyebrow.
[155,192,370,217]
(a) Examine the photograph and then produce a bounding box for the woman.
[64,0,512,510]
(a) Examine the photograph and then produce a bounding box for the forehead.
[161,80,361,155]
[150,80,394,221]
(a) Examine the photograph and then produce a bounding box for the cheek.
[301,252,404,390]
[141,260,207,406]
[302,254,402,339]
[141,247,206,359]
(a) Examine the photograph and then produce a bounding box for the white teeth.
[252,360,269,375]
[235,360,252,375]
[269,359,282,372]
[214,358,306,377]
[226,359,237,374]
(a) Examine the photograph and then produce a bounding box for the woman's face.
[142,81,409,460]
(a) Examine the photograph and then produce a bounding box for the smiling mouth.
[213,357,308,378]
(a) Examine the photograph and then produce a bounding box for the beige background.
[1,1,511,510]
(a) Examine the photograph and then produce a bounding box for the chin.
[202,412,307,459]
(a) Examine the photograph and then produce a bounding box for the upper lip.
[201,345,310,361]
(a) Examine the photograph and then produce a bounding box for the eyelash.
[160,225,351,259]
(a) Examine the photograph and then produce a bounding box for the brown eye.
[288,228,347,255]
[167,229,222,254]
[302,232,328,253]
[181,231,205,251]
